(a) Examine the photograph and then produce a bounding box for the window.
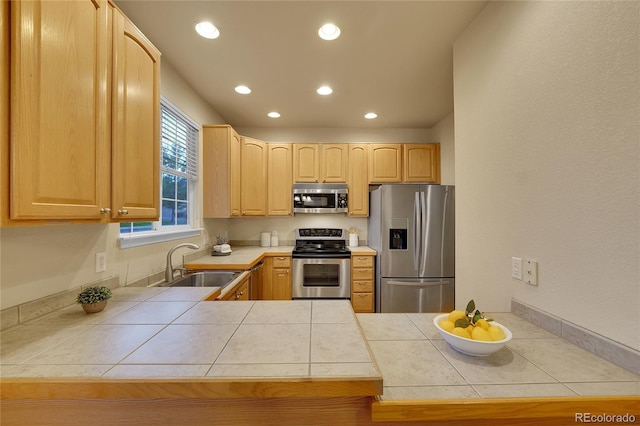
[120,98,200,245]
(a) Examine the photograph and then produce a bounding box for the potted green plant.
[76,286,112,314]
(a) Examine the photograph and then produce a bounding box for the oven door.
[292,257,351,299]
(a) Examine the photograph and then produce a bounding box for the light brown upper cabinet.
[3,1,160,225]
[111,7,161,220]
[403,144,440,183]
[8,0,111,221]
[321,144,348,182]
[1,1,10,224]
[292,144,319,182]
[347,144,369,217]
[293,143,348,183]
[203,125,242,218]
[267,144,293,216]
[241,137,268,216]
[369,144,403,183]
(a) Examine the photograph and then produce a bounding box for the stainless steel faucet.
[165,243,200,282]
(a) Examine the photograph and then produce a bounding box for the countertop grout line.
[205,301,256,377]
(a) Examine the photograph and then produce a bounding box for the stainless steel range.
[292,228,351,299]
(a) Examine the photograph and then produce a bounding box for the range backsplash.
[204,216,368,247]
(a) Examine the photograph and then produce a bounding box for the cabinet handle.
[99,208,112,214]
[118,209,129,215]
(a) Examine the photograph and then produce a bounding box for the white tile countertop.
[357,312,640,400]
[0,287,382,399]
[1,286,637,402]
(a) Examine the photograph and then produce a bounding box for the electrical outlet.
[511,257,523,280]
[524,259,538,285]
[95,252,106,273]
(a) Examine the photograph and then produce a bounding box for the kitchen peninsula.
[1,284,638,426]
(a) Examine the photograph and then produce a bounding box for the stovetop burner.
[296,228,345,239]
[293,228,349,258]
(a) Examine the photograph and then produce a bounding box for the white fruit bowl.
[433,314,512,356]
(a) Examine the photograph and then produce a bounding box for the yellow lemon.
[448,310,466,323]
[439,320,455,333]
[488,325,506,341]
[452,327,471,340]
[465,325,475,334]
[471,326,492,341]
[476,318,490,330]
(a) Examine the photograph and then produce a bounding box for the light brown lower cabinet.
[262,255,292,300]
[218,275,250,301]
[351,255,375,313]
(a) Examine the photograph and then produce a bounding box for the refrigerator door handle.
[386,279,453,287]
[413,191,421,270]
[419,190,427,276]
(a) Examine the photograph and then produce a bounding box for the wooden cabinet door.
[268,144,292,216]
[262,256,291,300]
[241,137,267,216]
[229,130,242,216]
[272,267,292,300]
[348,144,369,217]
[403,144,440,183]
[111,9,160,220]
[10,0,110,220]
[320,144,348,182]
[203,125,241,218]
[293,144,319,182]
[1,1,9,224]
[369,144,402,183]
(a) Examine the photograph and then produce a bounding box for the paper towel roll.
[260,232,271,247]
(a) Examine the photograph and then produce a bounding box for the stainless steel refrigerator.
[368,184,455,313]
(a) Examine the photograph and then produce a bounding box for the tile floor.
[357,312,640,400]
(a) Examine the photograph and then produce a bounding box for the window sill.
[119,228,202,249]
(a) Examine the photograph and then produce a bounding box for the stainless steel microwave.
[292,183,348,214]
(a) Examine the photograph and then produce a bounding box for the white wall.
[453,1,639,350]
[0,59,223,309]
[432,112,455,185]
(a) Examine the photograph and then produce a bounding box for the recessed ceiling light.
[317,85,333,96]
[364,112,378,119]
[235,85,251,94]
[195,21,220,39]
[318,23,341,41]
[267,112,281,118]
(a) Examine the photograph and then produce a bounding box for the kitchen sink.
[161,271,241,289]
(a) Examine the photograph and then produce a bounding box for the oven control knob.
[338,194,348,208]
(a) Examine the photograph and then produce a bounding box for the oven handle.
[292,253,352,259]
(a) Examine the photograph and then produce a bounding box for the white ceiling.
[115,1,487,129]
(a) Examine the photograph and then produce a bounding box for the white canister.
[260,232,271,247]
[349,233,358,247]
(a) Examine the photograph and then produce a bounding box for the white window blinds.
[161,99,198,180]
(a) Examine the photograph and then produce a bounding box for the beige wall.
[431,112,454,185]
[453,1,639,349]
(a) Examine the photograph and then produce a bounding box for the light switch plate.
[511,257,523,280]
[524,259,538,285]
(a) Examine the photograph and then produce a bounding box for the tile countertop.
[357,313,640,400]
[0,287,382,399]
[3,287,636,402]
[184,245,376,270]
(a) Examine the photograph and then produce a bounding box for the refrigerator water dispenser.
[390,229,407,250]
